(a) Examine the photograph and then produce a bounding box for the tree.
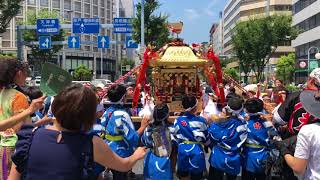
[232,15,298,82]
[132,0,170,49]
[22,10,65,70]
[276,53,296,84]
[0,0,22,33]
[224,68,240,81]
[119,58,135,75]
[73,64,92,81]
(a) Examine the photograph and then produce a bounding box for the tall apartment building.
[0,0,134,80]
[209,13,224,55]
[292,0,320,82]
[222,0,294,76]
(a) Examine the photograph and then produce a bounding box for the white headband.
[111,93,126,104]
[184,99,198,112]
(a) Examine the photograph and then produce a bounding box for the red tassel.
[204,66,220,97]
[207,49,225,105]
[132,48,155,108]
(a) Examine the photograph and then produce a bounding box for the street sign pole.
[100,49,103,78]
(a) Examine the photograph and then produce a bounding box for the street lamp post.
[307,46,320,73]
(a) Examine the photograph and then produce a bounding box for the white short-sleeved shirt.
[294,123,320,180]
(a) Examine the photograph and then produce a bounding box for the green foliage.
[73,64,92,81]
[0,53,16,58]
[224,68,239,81]
[286,84,299,92]
[220,57,238,68]
[0,0,22,33]
[23,10,65,63]
[121,58,135,68]
[232,15,298,83]
[119,58,135,74]
[132,0,170,50]
[276,53,296,84]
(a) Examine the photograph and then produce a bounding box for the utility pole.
[16,26,24,61]
[266,0,270,16]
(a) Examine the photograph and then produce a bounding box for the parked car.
[35,76,41,87]
[91,79,113,87]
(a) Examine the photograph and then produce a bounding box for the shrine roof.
[153,46,207,66]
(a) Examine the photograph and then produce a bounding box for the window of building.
[100,8,105,17]
[93,0,98,5]
[101,0,105,7]
[84,5,90,14]
[66,59,72,70]
[64,0,71,10]
[293,0,317,14]
[52,0,60,8]
[74,12,81,18]
[317,14,320,27]
[296,12,320,32]
[93,7,98,16]
[27,0,35,5]
[74,2,81,11]
[84,0,90,3]
[2,41,10,47]
[40,0,48,6]
[72,59,78,69]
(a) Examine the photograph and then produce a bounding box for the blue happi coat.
[141,125,173,180]
[208,117,247,175]
[171,113,209,175]
[90,118,106,139]
[243,115,277,173]
[104,105,139,158]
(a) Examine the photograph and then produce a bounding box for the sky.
[134,0,227,44]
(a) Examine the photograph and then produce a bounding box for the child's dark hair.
[227,97,243,111]
[23,86,43,101]
[153,103,169,126]
[244,98,264,114]
[0,58,28,87]
[182,95,197,110]
[107,84,127,102]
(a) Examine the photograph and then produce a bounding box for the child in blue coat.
[171,95,210,180]
[142,103,173,180]
[208,97,247,180]
[103,84,149,180]
[242,98,277,180]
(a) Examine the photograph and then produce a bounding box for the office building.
[0,0,134,80]
[292,0,320,82]
[222,0,294,78]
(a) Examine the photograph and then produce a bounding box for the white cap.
[309,68,320,86]
[96,104,105,112]
[96,83,105,89]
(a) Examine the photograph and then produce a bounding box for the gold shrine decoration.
[152,46,207,66]
[167,21,183,34]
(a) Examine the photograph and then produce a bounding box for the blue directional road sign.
[97,36,109,48]
[113,18,133,33]
[72,18,100,34]
[126,36,138,48]
[68,36,80,48]
[37,19,60,35]
[39,36,52,49]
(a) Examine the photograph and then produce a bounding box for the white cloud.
[204,0,218,17]
[184,8,200,21]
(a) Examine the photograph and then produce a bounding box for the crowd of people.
[1,58,320,180]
